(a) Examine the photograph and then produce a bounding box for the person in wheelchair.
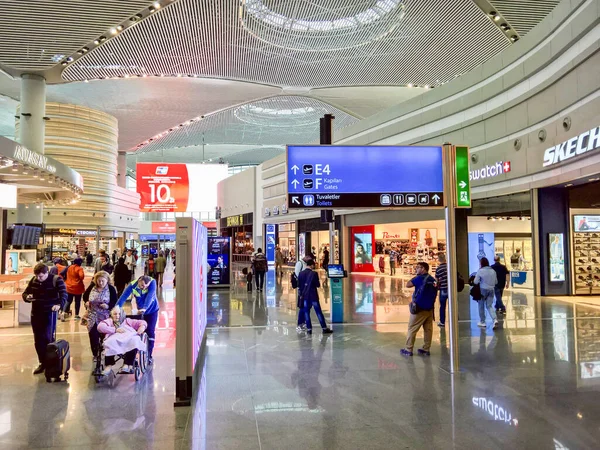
[97,306,147,375]
[117,275,159,364]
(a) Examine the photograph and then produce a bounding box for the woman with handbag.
[473,257,499,329]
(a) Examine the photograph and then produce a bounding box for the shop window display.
[572,215,600,295]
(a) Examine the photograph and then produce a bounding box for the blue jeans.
[494,287,506,311]
[255,270,265,290]
[438,290,448,324]
[304,299,327,330]
[478,288,497,323]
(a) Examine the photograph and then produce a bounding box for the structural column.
[117,151,127,188]
[19,74,46,154]
[16,74,46,223]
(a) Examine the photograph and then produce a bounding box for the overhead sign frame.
[286,145,445,209]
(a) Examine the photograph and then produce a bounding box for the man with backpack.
[251,248,268,291]
[401,262,437,356]
[22,263,68,374]
[297,259,333,335]
[293,255,310,331]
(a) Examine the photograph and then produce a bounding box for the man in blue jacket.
[22,263,68,374]
[118,275,159,363]
[298,259,333,335]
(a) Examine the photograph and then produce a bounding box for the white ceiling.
[0,0,565,167]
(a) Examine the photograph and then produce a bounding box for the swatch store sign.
[470,160,511,181]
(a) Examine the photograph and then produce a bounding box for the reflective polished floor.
[1,265,600,449]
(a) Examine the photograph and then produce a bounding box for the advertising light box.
[286,145,444,209]
[136,163,228,213]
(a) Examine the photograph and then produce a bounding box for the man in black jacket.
[22,263,68,374]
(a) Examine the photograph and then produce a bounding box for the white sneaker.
[103,366,113,376]
[493,320,499,329]
[477,322,486,327]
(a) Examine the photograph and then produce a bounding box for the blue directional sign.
[287,145,444,209]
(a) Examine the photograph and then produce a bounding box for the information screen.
[327,264,345,278]
[287,145,444,209]
[207,237,231,286]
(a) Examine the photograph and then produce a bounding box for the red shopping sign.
[136,163,190,212]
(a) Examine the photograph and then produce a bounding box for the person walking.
[275,247,284,278]
[491,255,510,314]
[83,271,118,363]
[389,245,398,276]
[64,257,86,320]
[252,248,268,291]
[401,262,437,356]
[321,246,330,273]
[117,276,160,364]
[474,257,499,329]
[145,254,156,280]
[94,250,106,274]
[434,254,448,327]
[100,254,114,275]
[294,256,309,331]
[22,263,68,374]
[124,249,136,281]
[298,259,333,335]
[155,252,167,287]
[113,257,131,297]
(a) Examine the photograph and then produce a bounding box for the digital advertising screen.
[549,233,565,282]
[207,236,231,286]
[136,163,228,213]
[573,215,600,232]
[468,232,495,276]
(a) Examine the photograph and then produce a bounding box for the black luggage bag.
[45,311,70,382]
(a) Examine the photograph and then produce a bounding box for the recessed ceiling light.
[66,57,73,62]
[424,85,430,89]
[589,177,600,181]
[84,79,89,83]
[61,61,68,66]
[493,15,501,21]
[565,183,573,187]
[510,35,519,42]
[100,36,107,42]
[153,2,161,9]
[407,83,413,88]
[93,39,100,45]
[117,25,124,31]
[110,28,118,35]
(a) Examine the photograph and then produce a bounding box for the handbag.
[470,283,482,301]
[409,301,420,314]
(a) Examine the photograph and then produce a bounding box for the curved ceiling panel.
[490,0,561,36]
[133,95,359,153]
[0,0,152,71]
[62,0,511,87]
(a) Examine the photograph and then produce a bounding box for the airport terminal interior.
[1,0,600,449]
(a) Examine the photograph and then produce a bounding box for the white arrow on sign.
[292,196,300,205]
[291,165,299,175]
[459,181,467,189]
[291,179,300,188]
[432,194,441,205]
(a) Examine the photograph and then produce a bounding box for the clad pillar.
[19,74,46,154]
[16,74,46,223]
[117,151,127,188]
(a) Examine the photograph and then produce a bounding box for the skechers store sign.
[470,161,511,181]
[543,126,600,167]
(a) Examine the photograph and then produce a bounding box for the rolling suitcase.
[45,311,70,382]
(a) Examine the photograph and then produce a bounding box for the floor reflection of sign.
[266,269,276,307]
[552,312,569,362]
[472,397,518,426]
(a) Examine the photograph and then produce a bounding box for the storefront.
[44,228,125,260]
[277,222,295,264]
[467,193,534,289]
[296,216,342,268]
[349,218,446,276]
[220,213,254,258]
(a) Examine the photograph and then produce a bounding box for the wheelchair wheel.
[139,334,149,373]
[134,364,140,381]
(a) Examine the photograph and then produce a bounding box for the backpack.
[253,254,268,272]
[291,272,299,289]
[414,275,437,311]
[510,253,520,264]
[457,272,465,292]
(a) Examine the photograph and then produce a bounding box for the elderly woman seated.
[97,306,147,375]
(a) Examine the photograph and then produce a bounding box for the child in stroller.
[97,306,147,376]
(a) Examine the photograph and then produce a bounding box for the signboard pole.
[443,144,460,373]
